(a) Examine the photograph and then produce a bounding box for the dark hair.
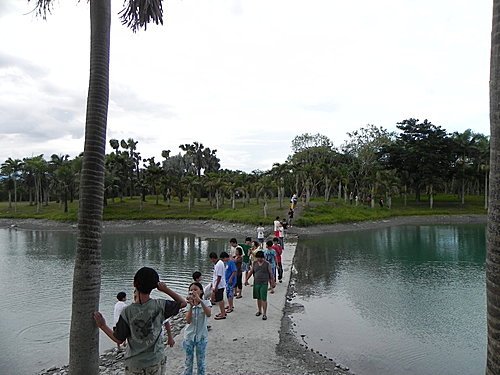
[252,240,260,248]
[245,237,252,242]
[116,291,126,301]
[276,216,280,220]
[259,222,263,226]
[189,282,204,298]
[255,250,264,258]
[134,267,159,294]
[266,240,274,247]
[220,251,230,259]
[235,247,242,256]
[272,237,279,242]
[209,252,218,259]
[192,271,202,281]
[229,238,237,244]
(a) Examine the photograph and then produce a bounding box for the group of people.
[93,229,287,375]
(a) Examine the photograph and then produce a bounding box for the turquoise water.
[291,224,486,375]
[0,229,227,375]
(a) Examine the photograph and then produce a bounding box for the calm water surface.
[0,224,487,375]
[0,229,227,375]
[291,224,486,375]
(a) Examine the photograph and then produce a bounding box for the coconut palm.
[29,1,165,374]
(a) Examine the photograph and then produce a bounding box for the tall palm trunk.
[68,1,110,374]
[487,2,500,373]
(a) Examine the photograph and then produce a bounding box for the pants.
[277,262,283,281]
[125,358,166,375]
[183,337,208,375]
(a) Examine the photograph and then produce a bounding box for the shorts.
[253,283,268,301]
[125,357,166,375]
[213,288,224,303]
[226,283,235,299]
[241,262,249,273]
[258,237,264,244]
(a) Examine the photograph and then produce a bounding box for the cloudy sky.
[0,0,492,172]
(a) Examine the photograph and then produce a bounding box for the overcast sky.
[0,0,492,172]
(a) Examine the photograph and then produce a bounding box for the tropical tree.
[28,1,165,374]
[1,158,23,212]
[487,1,500,373]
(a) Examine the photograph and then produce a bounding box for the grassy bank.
[0,194,487,226]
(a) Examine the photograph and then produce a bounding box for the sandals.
[214,315,226,320]
[225,307,234,313]
[262,315,267,320]
[235,295,243,299]
[255,311,262,316]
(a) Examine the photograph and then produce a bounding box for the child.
[113,291,127,348]
[183,282,212,375]
[94,267,187,374]
[263,240,277,293]
[221,251,237,313]
[113,291,127,329]
[272,237,284,283]
[256,223,265,248]
[193,271,211,300]
[244,250,275,320]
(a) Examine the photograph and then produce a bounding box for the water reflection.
[0,229,228,375]
[292,224,486,375]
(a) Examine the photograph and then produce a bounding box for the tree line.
[0,119,490,213]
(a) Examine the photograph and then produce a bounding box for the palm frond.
[119,0,164,32]
[28,0,55,19]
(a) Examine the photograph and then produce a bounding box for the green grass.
[0,193,487,227]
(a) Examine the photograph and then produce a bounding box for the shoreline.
[24,214,486,375]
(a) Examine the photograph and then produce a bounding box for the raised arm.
[158,282,187,308]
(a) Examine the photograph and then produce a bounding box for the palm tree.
[29,1,165,374]
[1,158,23,212]
[487,1,500,373]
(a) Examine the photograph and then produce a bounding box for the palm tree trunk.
[487,2,500,373]
[68,1,110,374]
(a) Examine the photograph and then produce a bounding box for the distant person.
[272,237,284,283]
[229,237,243,258]
[221,251,237,314]
[93,267,186,374]
[113,291,127,329]
[278,219,286,249]
[273,216,282,238]
[183,282,211,375]
[245,250,275,321]
[287,208,294,227]
[291,193,298,209]
[349,192,354,205]
[379,197,384,208]
[209,252,227,320]
[263,240,277,293]
[240,237,252,286]
[234,247,244,299]
[256,223,265,248]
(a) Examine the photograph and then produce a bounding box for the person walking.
[245,250,275,321]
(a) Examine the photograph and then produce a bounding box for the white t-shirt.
[212,259,226,290]
[273,220,281,232]
[257,226,264,239]
[113,300,127,326]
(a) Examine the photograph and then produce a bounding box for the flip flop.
[226,308,234,313]
[235,295,243,299]
[262,315,267,320]
[255,311,262,316]
[214,315,226,320]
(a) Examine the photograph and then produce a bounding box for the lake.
[0,223,487,375]
[290,224,486,375]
